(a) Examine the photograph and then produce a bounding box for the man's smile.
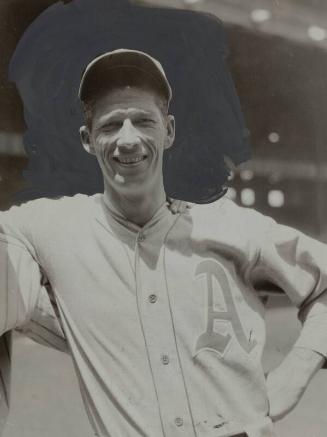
[112,154,148,166]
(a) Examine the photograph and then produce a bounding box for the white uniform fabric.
[0,193,327,437]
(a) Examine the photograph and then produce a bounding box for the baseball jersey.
[0,194,327,437]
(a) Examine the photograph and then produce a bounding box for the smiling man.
[79,50,175,227]
[0,49,327,437]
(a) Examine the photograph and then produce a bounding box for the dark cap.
[78,48,172,104]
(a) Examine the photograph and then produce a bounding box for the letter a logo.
[194,260,257,356]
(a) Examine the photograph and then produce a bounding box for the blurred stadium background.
[0,0,327,436]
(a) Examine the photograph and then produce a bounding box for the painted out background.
[0,0,327,436]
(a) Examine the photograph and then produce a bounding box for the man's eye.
[137,118,155,125]
[101,122,121,132]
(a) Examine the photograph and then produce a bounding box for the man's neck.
[103,185,167,227]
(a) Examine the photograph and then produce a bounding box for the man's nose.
[116,119,141,150]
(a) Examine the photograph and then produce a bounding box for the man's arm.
[0,217,46,435]
[266,346,324,421]
[0,233,44,335]
[0,201,51,337]
[249,216,327,420]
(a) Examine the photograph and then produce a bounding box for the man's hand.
[266,347,325,422]
[167,197,192,214]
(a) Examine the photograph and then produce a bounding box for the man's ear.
[80,126,95,155]
[165,115,175,150]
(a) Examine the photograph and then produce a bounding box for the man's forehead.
[97,108,152,124]
[93,86,162,112]
[98,85,160,101]
[106,108,151,116]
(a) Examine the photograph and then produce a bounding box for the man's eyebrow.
[96,109,153,127]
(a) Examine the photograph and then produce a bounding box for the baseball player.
[0,49,326,437]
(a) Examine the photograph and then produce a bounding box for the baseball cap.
[78,49,172,105]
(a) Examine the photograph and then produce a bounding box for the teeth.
[116,156,144,164]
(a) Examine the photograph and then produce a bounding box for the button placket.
[135,229,196,436]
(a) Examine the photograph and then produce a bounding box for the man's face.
[80,86,175,196]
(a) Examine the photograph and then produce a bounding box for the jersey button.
[174,417,183,427]
[148,294,157,303]
[161,354,170,365]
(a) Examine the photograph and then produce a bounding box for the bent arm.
[0,232,44,436]
[0,234,43,335]
[249,217,327,419]
[0,201,67,435]
[252,222,327,360]
[0,232,66,351]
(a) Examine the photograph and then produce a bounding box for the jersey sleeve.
[18,284,67,353]
[248,212,327,360]
[0,202,46,336]
[0,201,67,351]
[0,231,43,335]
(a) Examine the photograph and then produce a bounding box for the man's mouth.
[113,155,147,166]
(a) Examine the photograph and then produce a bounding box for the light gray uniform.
[0,194,327,437]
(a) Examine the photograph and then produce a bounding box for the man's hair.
[81,68,170,129]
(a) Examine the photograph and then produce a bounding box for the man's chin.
[111,173,150,190]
